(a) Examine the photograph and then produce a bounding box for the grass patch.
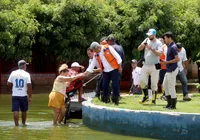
[92,93,200,113]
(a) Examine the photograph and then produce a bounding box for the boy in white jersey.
[7,60,32,126]
[129,59,142,94]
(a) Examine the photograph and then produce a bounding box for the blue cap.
[146,29,156,36]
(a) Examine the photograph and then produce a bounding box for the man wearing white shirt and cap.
[7,60,32,126]
[176,42,192,101]
[138,28,163,104]
[85,41,122,105]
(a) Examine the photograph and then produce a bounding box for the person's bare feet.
[78,97,86,103]
[22,123,27,127]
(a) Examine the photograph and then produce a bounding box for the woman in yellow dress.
[48,64,85,125]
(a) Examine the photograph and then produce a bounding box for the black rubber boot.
[101,96,105,102]
[100,92,104,102]
[111,96,115,103]
[169,98,177,109]
[163,95,171,108]
[103,96,109,103]
[152,91,157,104]
[139,89,148,103]
[114,97,119,105]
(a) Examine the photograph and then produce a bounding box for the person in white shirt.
[85,42,122,105]
[138,28,163,104]
[176,42,191,101]
[7,60,32,126]
[87,47,102,98]
[129,59,142,94]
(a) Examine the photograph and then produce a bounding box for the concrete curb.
[82,99,200,140]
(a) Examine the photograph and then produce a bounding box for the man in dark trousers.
[106,35,125,68]
[85,42,122,105]
[106,35,125,101]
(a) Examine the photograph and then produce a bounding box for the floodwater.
[0,86,157,140]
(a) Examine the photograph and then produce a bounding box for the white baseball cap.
[18,60,29,66]
[71,62,81,67]
[131,59,137,64]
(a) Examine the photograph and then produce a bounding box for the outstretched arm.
[58,73,85,82]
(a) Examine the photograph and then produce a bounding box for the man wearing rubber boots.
[162,31,179,109]
[138,28,163,104]
[85,42,122,105]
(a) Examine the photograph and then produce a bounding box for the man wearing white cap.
[7,60,32,126]
[138,28,163,104]
[85,41,122,105]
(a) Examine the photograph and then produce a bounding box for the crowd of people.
[7,29,192,126]
[131,29,191,109]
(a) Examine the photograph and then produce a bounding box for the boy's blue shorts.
[12,96,28,112]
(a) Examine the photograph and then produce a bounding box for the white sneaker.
[183,94,192,101]
[189,94,193,97]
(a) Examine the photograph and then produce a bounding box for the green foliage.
[0,0,200,64]
[169,0,200,62]
[197,84,200,89]
[0,1,39,61]
[49,0,103,62]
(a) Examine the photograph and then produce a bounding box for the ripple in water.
[0,120,82,130]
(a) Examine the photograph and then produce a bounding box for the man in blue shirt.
[162,31,180,109]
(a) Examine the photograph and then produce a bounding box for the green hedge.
[0,0,200,63]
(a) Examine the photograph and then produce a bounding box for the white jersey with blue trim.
[8,69,31,96]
